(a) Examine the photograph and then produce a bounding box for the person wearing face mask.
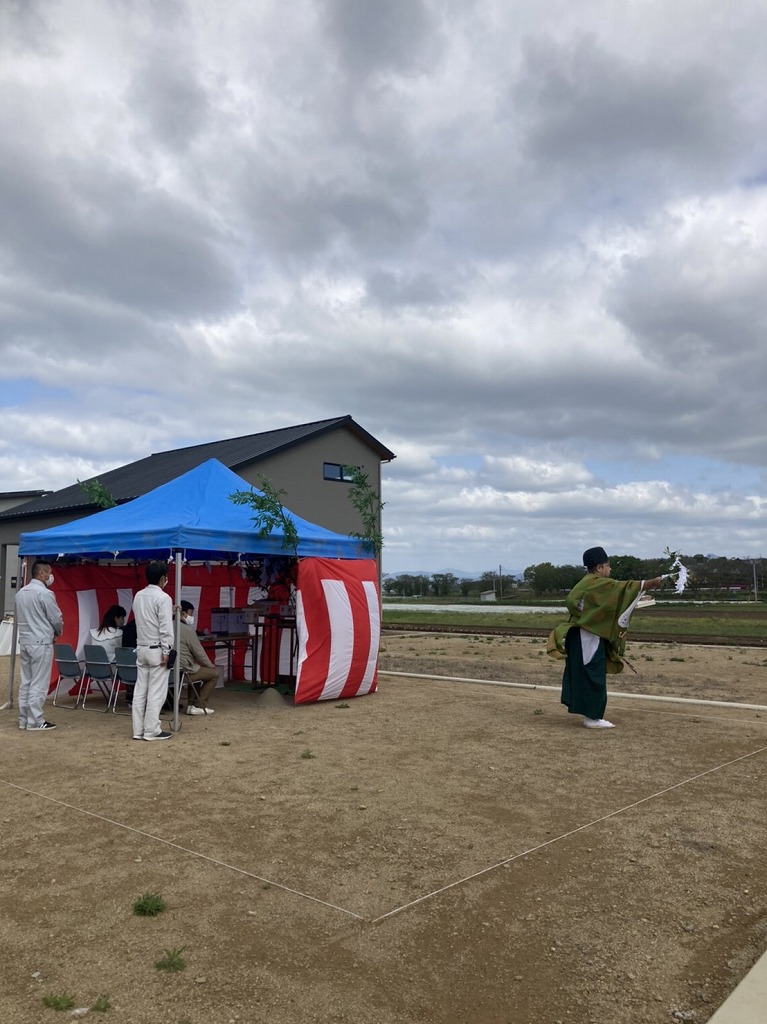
[177,601,219,715]
[15,559,64,731]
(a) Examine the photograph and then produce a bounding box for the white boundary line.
[371,742,767,923]
[379,670,767,712]
[0,778,364,921]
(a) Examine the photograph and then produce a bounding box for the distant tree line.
[382,571,517,599]
[383,555,766,600]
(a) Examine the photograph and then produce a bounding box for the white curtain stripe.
[318,579,353,701]
[357,580,380,696]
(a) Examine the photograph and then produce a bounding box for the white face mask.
[45,573,55,587]
[184,615,195,627]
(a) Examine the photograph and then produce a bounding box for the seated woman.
[90,605,127,662]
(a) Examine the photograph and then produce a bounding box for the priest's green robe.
[547,573,643,719]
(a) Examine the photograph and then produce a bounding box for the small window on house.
[323,462,357,482]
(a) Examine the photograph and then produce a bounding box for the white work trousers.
[132,647,169,740]
[19,642,54,730]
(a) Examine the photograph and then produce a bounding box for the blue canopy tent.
[10,459,369,725]
[18,458,365,561]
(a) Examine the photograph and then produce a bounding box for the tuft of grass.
[219,740,231,746]
[300,748,316,759]
[42,994,76,1011]
[133,892,166,917]
[335,702,350,709]
[155,946,186,972]
[669,657,686,663]
[91,994,111,1012]
[533,708,543,716]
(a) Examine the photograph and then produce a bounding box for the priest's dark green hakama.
[560,628,608,720]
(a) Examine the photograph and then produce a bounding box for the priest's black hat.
[583,546,609,569]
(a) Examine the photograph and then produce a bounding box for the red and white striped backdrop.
[294,557,380,704]
[42,559,379,704]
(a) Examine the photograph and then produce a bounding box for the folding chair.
[82,645,116,712]
[52,643,86,709]
[179,670,204,710]
[109,647,137,715]
[163,669,201,714]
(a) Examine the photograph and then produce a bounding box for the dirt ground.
[1,633,766,1024]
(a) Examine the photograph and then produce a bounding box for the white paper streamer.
[662,548,688,595]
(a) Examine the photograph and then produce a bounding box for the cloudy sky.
[1,0,766,577]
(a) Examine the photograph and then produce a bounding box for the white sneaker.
[187,706,214,716]
[583,718,614,729]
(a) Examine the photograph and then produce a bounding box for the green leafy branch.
[77,478,116,509]
[342,465,385,558]
[229,474,299,558]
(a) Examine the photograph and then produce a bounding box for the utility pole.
[499,564,503,601]
[752,560,758,602]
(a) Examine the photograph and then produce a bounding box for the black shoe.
[30,721,57,731]
[144,731,172,741]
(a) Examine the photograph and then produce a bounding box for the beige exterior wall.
[0,510,79,558]
[235,429,385,537]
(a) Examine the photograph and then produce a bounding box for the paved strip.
[707,948,767,1024]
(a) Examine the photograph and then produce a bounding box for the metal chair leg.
[109,680,134,716]
[52,674,86,710]
[81,673,113,712]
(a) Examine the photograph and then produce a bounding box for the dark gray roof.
[0,416,395,522]
[0,490,50,500]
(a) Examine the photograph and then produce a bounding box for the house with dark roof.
[0,416,395,616]
[0,490,52,613]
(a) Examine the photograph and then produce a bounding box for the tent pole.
[1,556,25,711]
[171,550,182,733]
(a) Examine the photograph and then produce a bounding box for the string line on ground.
[0,778,364,920]
[372,742,767,924]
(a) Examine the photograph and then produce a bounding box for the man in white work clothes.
[131,561,174,741]
[16,559,64,731]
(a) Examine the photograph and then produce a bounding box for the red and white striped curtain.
[294,557,380,704]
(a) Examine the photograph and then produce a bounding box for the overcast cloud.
[1,0,765,575]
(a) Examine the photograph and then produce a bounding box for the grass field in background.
[382,603,765,638]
